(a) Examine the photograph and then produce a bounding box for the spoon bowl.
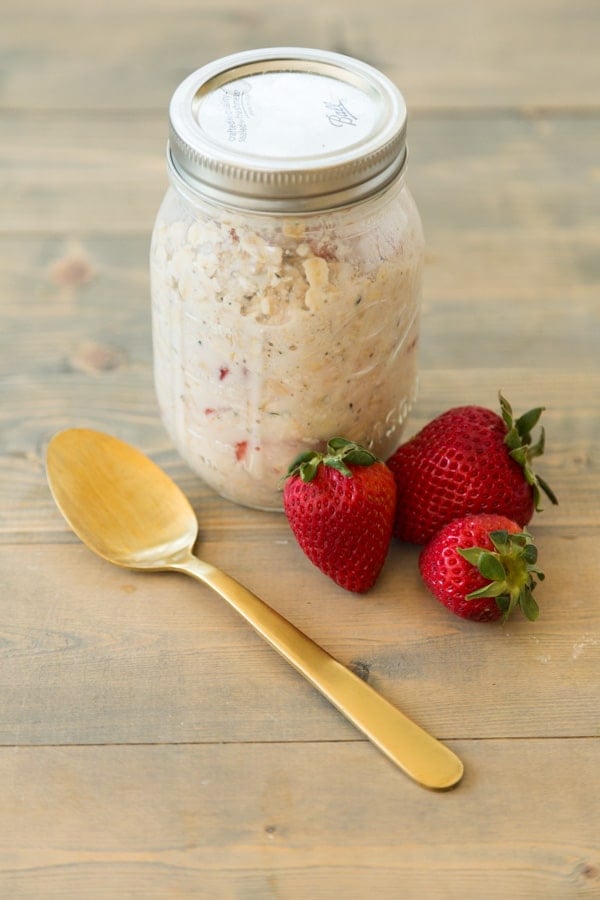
[46,427,464,791]
[47,428,198,568]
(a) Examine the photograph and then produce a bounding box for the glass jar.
[151,48,424,510]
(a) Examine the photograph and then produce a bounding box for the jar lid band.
[168,47,408,212]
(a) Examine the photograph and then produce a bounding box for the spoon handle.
[173,554,463,790]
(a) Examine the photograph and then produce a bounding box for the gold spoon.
[45,428,463,790]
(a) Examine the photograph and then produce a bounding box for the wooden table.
[1,2,599,897]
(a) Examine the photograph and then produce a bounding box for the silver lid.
[168,47,408,212]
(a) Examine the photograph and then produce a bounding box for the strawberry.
[387,393,557,544]
[419,513,544,622]
[282,437,397,593]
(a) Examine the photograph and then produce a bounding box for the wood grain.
[1,369,598,543]
[1,741,598,899]
[1,231,598,376]
[2,0,599,111]
[2,115,599,235]
[1,533,598,745]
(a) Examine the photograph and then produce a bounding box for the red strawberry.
[387,393,557,544]
[283,437,397,593]
[419,513,544,622]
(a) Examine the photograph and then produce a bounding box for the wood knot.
[68,339,125,374]
[349,660,371,682]
[575,861,599,882]
[48,243,95,288]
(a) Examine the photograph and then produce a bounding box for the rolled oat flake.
[151,48,424,509]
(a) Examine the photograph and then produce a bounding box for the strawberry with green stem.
[387,393,558,545]
[283,438,397,593]
[419,513,545,622]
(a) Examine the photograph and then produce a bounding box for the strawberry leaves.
[457,528,544,622]
[499,393,559,512]
[286,437,379,482]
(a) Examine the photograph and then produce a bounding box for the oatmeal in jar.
[150,48,424,509]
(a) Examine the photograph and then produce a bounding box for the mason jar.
[150,47,424,510]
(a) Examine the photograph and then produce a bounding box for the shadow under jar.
[151,47,424,510]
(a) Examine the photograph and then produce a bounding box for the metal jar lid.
[168,47,408,212]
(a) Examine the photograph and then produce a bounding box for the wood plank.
[0,233,598,377]
[0,116,164,235]
[1,531,598,745]
[0,741,598,898]
[0,238,152,377]
[420,234,600,370]
[1,115,598,236]
[1,369,598,542]
[2,0,599,111]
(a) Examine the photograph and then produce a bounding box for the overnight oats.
[150,48,424,509]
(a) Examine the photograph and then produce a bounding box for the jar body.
[150,176,424,509]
